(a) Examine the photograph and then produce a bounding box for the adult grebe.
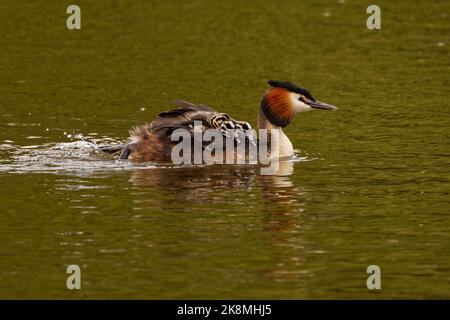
[101,80,338,162]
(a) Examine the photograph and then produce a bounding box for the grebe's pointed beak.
[308,100,339,110]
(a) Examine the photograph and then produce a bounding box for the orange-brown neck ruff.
[260,88,294,127]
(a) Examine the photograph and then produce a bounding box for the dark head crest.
[268,80,316,102]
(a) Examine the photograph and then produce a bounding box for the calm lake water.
[0,0,449,299]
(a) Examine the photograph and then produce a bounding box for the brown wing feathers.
[102,100,250,161]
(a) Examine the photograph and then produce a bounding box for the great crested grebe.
[101,80,338,162]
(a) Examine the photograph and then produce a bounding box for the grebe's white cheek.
[290,93,312,113]
[297,100,312,113]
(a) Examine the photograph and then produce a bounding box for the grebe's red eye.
[298,96,306,103]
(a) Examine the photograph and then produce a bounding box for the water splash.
[0,138,157,175]
[0,135,311,176]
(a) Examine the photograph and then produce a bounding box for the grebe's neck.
[257,106,294,158]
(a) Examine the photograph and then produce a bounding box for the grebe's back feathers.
[102,99,256,161]
[99,143,135,160]
[148,99,219,138]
